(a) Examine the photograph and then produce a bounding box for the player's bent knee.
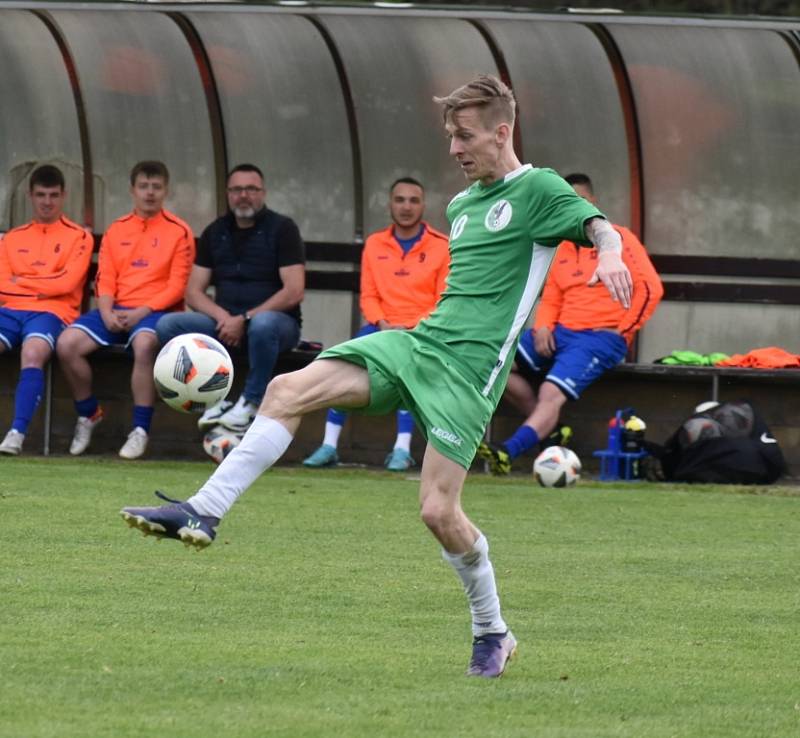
[262,371,303,417]
[539,381,568,406]
[56,330,80,358]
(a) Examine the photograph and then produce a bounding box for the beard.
[233,205,256,219]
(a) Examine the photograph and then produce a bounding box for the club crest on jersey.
[484,200,512,232]
[450,213,468,242]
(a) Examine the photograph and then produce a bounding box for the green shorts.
[317,330,495,469]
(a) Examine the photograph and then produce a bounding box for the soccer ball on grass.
[153,333,234,413]
[203,426,243,464]
[533,445,581,488]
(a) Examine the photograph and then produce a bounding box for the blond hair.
[433,74,516,127]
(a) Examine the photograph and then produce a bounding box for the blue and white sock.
[322,408,347,449]
[394,410,414,452]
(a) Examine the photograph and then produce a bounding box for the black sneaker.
[541,424,573,451]
[120,491,220,550]
[475,441,512,475]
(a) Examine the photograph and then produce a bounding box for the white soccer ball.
[203,426,243,464]
[533,445,581,488]
[153,333,234,413]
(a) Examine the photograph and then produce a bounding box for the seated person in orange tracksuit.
[0,165,92,455]
[477,173,664,474]
[303,178,450,471]
[56,161,195,460]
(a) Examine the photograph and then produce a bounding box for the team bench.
[1,240,798,475]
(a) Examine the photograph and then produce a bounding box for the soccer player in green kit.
[121,75,632,678]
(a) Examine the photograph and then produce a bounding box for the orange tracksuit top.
[95,209,195,311]
[533,225,663,345]
[360,223,450,328]
[0,215,92,324]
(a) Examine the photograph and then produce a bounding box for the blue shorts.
[0,308,65,350]
[515,324,627,400]
[70,308,168,349]
[354,323,380,339]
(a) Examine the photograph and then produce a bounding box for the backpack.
[643,400,785,484]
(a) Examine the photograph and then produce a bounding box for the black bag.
[643,400,785,484]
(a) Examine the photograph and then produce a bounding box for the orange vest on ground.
[533,225,663,345]
[0,215,92,323]
[95,209,195,311]
[359,223,450,328]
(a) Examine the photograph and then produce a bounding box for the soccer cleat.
[69,408,104,456]
[120,490,219,550]
[303,444,339,468]
[384,448,415,471]
[119,427,149,460]
[541,424,573,450]
[217,395,258,432]
[475,441,512,475]
[197,398,234,431]
[0,429,24,456]
[466,631,517,678]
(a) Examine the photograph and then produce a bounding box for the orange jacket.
[360,223,449,328]
[534,225,663,344]
[716,348,800,368]
[0,216,92,323]
[95,209,195,311]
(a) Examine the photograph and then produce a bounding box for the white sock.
[442,533,508,637]
[187,415,293,518]
[322,421,343,449]
[393,432,412,453]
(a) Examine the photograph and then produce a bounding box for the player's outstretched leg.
[120,359,371,548]
[120,491,220,550]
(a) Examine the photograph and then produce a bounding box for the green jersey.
[416,165,602,407]
[318,164,604,468]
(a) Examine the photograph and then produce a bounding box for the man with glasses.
[156,164,305,432]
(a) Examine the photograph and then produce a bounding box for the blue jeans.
[156,311,300,405]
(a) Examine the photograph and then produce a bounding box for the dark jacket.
[196,207,305,323]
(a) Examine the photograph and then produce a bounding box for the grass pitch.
[1,458,799,738]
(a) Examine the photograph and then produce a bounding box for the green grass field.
[2,458,799,738]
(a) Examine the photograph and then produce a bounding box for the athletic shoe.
[303,444,339,468]
[197,399,234,431]
[384,448,415,471]
[119,427,149,460]
[466,631,517,678]
[69,408,104,456]
[120,490,219,550]
[0,429,24,456]
[541,424,573,450]
[475,441,512,475]
[218,395,258,432]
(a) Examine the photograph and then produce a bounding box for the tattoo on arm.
[584,218,622,256]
